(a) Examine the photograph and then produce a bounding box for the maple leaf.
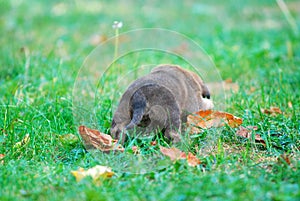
[78,126,124,152]
[71,165,114,182]
[187,110,243,133]
[159,146,186,161]
[261,107,282,116]
[236,126,266,146]
[187,152,201,167]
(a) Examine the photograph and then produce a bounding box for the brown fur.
[110,65,213,143]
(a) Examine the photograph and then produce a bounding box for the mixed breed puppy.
[111,65,213,144]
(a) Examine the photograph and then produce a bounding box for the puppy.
[110,65,213,144]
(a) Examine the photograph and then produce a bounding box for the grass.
[1,0,300,200]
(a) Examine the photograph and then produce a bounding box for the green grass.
[1,0,300,200]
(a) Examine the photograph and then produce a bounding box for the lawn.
[1,0,300,200]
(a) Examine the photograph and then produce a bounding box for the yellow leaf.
[13,134,30,149]
[59,134,79,145]
[71,165,114,182]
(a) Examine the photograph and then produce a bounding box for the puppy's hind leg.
[163,105,182,143]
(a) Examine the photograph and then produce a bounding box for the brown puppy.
[110,65,213,144]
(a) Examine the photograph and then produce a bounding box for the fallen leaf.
[261,107,282,116]
[71,165,114,182]
[131,146,140,154]
[13,134,30,149]
[160,146,186,161]
[224,79,239,92]
[150,141,157,146]
[187,152,201,167]
[59,134,79,145]
[0,154,4,165]
[89,34,107,46]
[78,126,124,152]
[249,87,256,93]
[246,126,258,130]
[187,110,243,133]
[288,101,293,108]
[236,126,266,146]
[278,153,291,165]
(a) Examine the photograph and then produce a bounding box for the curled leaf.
[78,126,124,152]
[160,146,186,161]
[187,110,243,133]
[71,165,114,182]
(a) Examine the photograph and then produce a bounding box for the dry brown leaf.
[246,126,258,130]
[0,154,4,165]
[71,165,114,182]
[278,154,291,165]
[236,126,266,146]
[187,152,201,167]
[150,141,157,146]
[160,147,201,167]
[131,146,140,154]
[224,79,239,92]
[249,87,256,93]
[187,110,243,133]
[261,107,282,116]
[89,34,107,46]
[224,78,233,83]
[78,126,124,152]
[160,146,186,161]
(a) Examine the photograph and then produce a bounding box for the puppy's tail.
[125,89,146,130]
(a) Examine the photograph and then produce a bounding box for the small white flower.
[112,21,123,29]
